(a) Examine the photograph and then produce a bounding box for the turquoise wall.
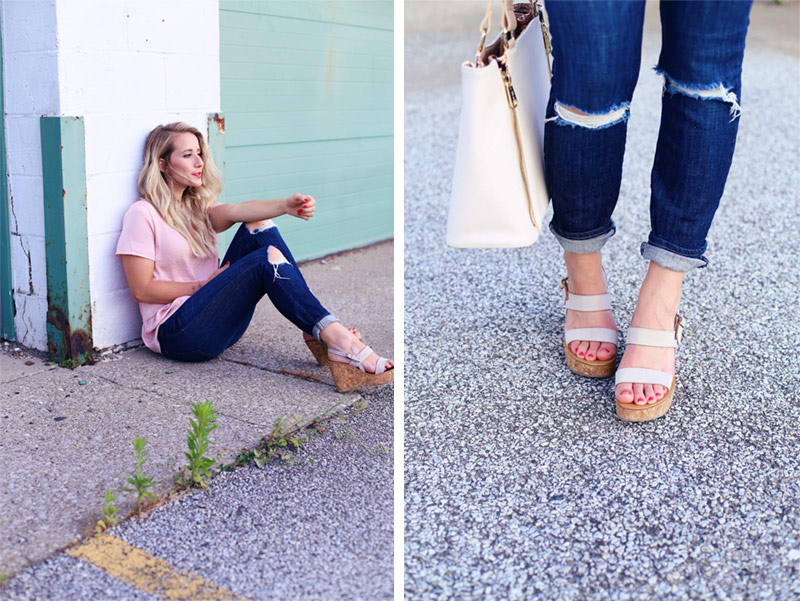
[219,0,393,261]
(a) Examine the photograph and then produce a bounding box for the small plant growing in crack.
[94,489,121,535]
[258,416,307,466]
[121,437,156,513]
[181,401,219,488]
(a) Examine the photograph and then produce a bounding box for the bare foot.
[615,262,685,405]
[564,251,617,362]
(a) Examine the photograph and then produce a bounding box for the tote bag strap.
[476,0,522,62]
[474,0,544,232]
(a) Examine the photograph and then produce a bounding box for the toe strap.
[615,367,673,389]
[375,357,390,374]
[565,327,619,346]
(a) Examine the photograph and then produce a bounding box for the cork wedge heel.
[561,277,619,378]
[615,314,684,422]
[327,345,393,393]
[305,330,362,366]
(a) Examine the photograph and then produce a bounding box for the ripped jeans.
[543,0,753,271]
[158,221,338,362]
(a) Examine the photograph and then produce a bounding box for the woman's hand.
[284,193,316,221]
[200,261,230,288]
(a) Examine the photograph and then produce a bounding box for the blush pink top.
[115,200,217,353]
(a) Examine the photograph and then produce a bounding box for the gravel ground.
[404,2,800,600]
[1,386,393,601]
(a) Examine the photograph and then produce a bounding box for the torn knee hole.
[267,246,290,281]
[246,219,275,234]
[267,246,287,263]
[655,67,741,121]
[547,101,630,129]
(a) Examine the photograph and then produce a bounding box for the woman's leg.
[616,0,753,405]
[158,238,338,361]
[544,0,646,361]
[159,223,391,371]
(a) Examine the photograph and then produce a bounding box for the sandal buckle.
[674,314,685,346]
[560,277,570,305]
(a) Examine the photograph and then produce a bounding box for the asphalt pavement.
[404,2,800,600]
[0,240,393,599]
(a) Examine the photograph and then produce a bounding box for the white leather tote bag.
[447,0,552,248]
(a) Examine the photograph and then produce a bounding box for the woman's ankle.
[564,251,608,293]
[631,262,685,327]
[320,322,358,352]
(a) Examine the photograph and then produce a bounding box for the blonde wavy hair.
[138,122,222,257]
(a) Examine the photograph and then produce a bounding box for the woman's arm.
[121,255,228,304]
[208,193,316,233]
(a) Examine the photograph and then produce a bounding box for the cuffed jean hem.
[641,242,708,272]
[312,314,340,342]
[549,220,617,254]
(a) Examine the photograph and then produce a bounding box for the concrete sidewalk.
[0,240,393,579]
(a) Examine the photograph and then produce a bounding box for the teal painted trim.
[0,25,15,340]
[207,112,234,259]
[40,116,92,364]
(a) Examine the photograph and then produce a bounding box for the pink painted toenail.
[578,352,584,357]
[587,354,594,358]
[648,396,654,401]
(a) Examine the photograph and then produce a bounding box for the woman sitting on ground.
[116,122,393,392]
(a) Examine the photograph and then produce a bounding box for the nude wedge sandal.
[327,345,393,393]
[561,277,619,378]
[305,330,362,366]
[615,314,684,422]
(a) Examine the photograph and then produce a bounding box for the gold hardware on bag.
[539,12,553,80]
[472,1,545,232]
[494,55,538,230]
[499,65,518,108]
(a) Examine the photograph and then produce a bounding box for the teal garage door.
[219,0,393,261]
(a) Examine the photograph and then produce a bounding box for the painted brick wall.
[2,0,221,350]
[1,0,60,350]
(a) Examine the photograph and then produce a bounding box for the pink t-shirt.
[115,200,217,353]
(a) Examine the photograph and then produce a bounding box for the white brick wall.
[2,0,220,350]
[1,0,59,350]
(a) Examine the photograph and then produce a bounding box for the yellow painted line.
[66,534,251,601]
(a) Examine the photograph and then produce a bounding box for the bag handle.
[476,0,536,63]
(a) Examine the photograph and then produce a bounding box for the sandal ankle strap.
[561,277,612,312]
[627,314,685,348]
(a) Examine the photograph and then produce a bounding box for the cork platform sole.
[563,340,616,378]
[328,360,394,393]
[615,378,675,422]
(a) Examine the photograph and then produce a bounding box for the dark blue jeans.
[158,222,338,362]
[543,0,753,271]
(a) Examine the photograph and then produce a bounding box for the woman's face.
[160,132,204,188]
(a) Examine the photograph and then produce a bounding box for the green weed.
[184,401,219,488]
[121,437,155,513]
[94,489,120,535]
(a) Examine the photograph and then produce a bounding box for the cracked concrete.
[0,240,393,578]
